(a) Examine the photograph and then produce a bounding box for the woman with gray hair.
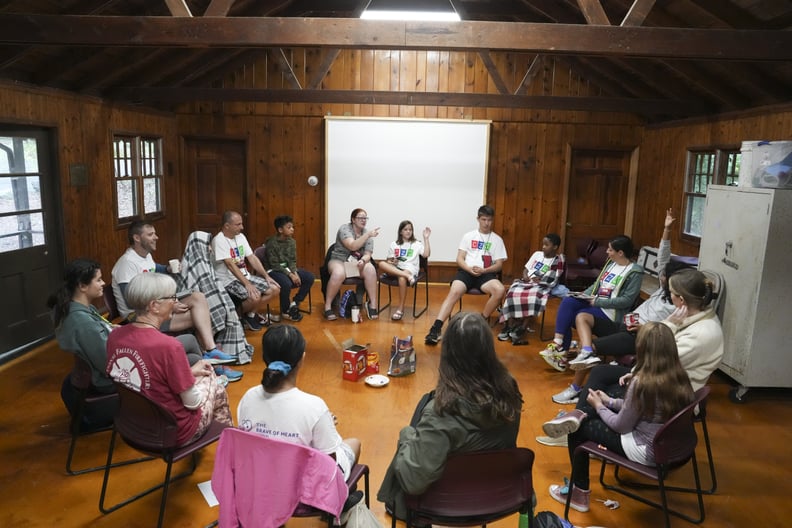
[105,272,233,446]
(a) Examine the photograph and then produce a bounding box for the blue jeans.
[554,296,607,349]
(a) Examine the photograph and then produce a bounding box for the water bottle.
[518,512,530,528]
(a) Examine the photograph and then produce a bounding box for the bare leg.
[575,312,596,348]
[480,278,506,318]
[168,292,217,350]
[378,261,412,312]
[436,280,468,322]
[324,260,346,312]
[361,262,378,309]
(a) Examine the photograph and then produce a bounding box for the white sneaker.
[536,435,568,447]
[569,356,602,371]
[552,385,581,404]
[569,349,595,365]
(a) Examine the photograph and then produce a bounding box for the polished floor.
[2,284,791,528]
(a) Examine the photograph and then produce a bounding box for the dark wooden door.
[564,149,631,259]
[183,138,247,234]
[0,127,63,357]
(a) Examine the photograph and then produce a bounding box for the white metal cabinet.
[698,185,792,401]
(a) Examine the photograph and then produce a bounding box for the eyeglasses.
[157,295,178,302]
[355,216,369,220]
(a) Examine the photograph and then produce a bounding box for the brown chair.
[102,286,124,323]
[564,237,599,290]
[396,447,535,528]
[254,244,312,314]
[99,383,229,528]
[378,255,429,318]
[565,387,710,528]
[65,355,151,475]
[211,428,370,528]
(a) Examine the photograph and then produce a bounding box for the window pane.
[724,152,741,186]
[0,176,42,213]
[684,195,706,238]
[0,212,45,253]
[143,177,161,214]
[0,137,39,174]
[116,180,136,218]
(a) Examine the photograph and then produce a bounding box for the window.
[113,135,163,222]
[683,148,740,239]
[0,136,45,253]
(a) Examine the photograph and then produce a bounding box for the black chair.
[254,244,312,314]
[457,271,503,325]
[378,255,429,318]
[320,243,366,308]
[65,355,151,475]
[396,447,535,528]
[566,387,711,528]
[99,383,229,528]
[564,237,599,290]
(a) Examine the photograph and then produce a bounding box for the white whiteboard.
[325,117,490,263]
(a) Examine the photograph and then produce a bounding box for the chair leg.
[412,277,428,319]
[67,426,152,475]
[378,279,392,313]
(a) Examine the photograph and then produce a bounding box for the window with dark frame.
[113,135,163,223]
[683,148,740,239]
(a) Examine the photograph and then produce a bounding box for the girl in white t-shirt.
[237,325,361,479]
[377,220,432,320]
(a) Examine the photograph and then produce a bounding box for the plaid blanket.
[501,254,566,320]
[176,231,253,364]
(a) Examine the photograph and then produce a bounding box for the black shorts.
[452,270,499,292]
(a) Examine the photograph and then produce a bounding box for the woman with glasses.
[106,272,233,447]
[323,207,381,320]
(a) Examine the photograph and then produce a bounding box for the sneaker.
[552,385,581,404]
[287,304,303,321]
[242,314,262,331]
[569,349,595,365]
[268,313,281,323]
[202,349,237,365]
[536,435,568,447]
[497,325,513,341]
[541,351,568,372]
[214,366,243,382]
[569,356,602,371]
[425,326,441,345]
[540,342,565,358]
[549,482,590,513]
[510,327,529,346]
[543,409,587,438]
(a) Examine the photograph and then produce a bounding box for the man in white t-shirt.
[211,211,280,331]
[425,205,508,345]
[111,221,240,372]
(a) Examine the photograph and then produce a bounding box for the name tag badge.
[597,285,613,299]
[482,255,493,268]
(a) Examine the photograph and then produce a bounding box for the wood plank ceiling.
[0,0,791,123]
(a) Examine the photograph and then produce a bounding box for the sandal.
[366,303,378,320]
[391,310,404,321]
[323,309,337,321]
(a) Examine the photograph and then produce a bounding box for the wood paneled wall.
[2,50,791,286]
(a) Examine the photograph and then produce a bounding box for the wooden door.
[564,149,632,259]
[0,127,63,357]
[183,138,247,234]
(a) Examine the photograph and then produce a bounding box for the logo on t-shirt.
[394,247,414,260]
[470,240,492,251]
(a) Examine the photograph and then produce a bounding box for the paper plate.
[364,374,390,387]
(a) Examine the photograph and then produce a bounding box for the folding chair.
[99,383,229,528]
[566,387,710,527]
[378,255,429,318]
[397,447,535,528]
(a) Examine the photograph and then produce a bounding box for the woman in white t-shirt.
[237,325,361,479]
[377,220,431,320]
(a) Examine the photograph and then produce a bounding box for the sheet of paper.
[198,480,218,507]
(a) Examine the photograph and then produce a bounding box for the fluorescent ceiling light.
[361,10,460,21]
[361,0,460,22]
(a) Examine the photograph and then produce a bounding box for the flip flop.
[391,310,403,321]
[323,309,337,321]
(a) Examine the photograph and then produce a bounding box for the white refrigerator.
[698,185,792,402]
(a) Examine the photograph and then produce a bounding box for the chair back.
[589,245,609,270]
[405,447,535,522]
[700,269,725,319]
[653,386,710,466]
[103,286,121,321]
[69,355,94,391]
[114,383,180,453]
[574,238,598,264]
[254,244,268,267]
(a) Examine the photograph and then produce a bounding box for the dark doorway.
[0,127,63,359]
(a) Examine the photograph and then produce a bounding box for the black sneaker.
[242,314,262,331]
[425,327,441,345]
[287,304,303,322]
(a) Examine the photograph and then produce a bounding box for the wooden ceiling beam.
[620,0,655,27]
[576,0,611,25]
[115,86,704,116]
[163,0,192,17]
[0,15,791,61]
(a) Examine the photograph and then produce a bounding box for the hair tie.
[268,361,292,375]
